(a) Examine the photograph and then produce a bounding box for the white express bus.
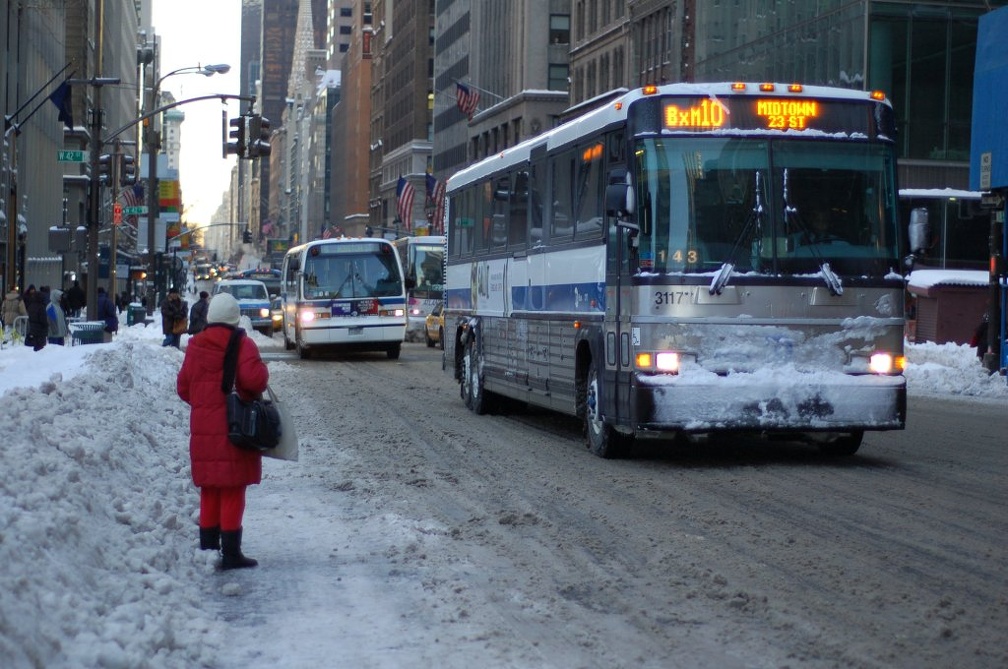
[392,235,446,341]
[280,237,408,359]
[443,82,907,457]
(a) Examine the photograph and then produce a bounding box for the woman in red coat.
[177,292,269,569]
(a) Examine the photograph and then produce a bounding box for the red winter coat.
[177,324,270,487]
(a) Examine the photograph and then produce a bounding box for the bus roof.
[447,82,890,192]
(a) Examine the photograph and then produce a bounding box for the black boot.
[199,526,221,551]
[220,528,258,570]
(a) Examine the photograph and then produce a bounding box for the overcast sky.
[152,0,242,225]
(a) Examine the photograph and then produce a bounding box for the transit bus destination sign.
[654,95,892,137]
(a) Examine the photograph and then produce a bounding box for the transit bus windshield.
[405,243,445,300]
[633,137,901,277]
[301,243,403,300]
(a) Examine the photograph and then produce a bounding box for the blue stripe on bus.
[445,282,606,312]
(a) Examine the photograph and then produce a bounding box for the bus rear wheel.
[584,359,626,458]
[387,343,401,360]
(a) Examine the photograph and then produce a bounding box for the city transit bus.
[392,235,446,341]
[280,237,408,359]
[443,82,907,457]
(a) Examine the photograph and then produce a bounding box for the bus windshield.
[301,247,403,299]
[407,244,445,299]
[633,137,901,277]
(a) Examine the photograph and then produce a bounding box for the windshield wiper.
[710,171,764,295]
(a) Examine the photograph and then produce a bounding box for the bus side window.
[529,158,546,247]
[552,150,575,241]
[509,171,529,249]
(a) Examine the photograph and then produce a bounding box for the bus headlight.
[868,352,905,375]
[635,351,681,374]
[299,310,316,323]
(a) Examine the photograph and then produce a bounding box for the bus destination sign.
[655,95,889,136]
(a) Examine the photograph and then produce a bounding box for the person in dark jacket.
[96,287,119,343]
[24,285,48,351]
[160,287,188,348]
[177,293,269,569]
[66,280,86,317]
[188,291,210,335]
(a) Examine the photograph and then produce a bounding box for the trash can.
[127,303,147,327]
[70,321,105,345]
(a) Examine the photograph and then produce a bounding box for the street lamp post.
[143,60,230,313]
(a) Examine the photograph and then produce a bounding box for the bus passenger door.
[605,163,634,426]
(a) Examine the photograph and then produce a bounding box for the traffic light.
[226,115,247,158]
[119,154,136,186]
[243,228,252,244]
[246,114,272,158]
[97,153,112,186]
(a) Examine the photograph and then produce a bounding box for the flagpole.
[452,78,505,103]
[3,62,74,135]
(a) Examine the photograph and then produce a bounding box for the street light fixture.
[143,60,230,312]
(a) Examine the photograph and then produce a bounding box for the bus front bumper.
[630,370,906,433]
[299,320,405,347]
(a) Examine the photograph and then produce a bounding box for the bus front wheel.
[463,337,487,415]
[584,359,626,458]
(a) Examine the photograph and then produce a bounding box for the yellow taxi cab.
[424,301,444,349]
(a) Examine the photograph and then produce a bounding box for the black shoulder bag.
[221,328,281,451]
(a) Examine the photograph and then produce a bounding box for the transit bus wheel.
[584,359,626,458]
[463,337,487,415]
[818,431,864,456]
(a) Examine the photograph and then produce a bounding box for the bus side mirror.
[605,183,634,219]
[908,207,930,255]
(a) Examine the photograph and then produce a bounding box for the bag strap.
[220,328,246,393]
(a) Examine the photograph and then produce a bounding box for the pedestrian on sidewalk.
[46,288,69,346]
[176,293,269,570]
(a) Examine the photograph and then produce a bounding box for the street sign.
[123,206,147,215]
[57,150,86,162]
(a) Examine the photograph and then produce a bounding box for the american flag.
[119,183,144,207]
[397,176,415,232]
[426,173,446,235]
[456,82,480,121]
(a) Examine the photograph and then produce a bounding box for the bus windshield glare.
[632,137,901,277]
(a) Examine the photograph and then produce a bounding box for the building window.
[549,64,569,91]
[550,14,570,45]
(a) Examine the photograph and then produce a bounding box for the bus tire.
[296,330,311,359]
[387,343,401,360]
[463,337,487,415]
[818,431,863,456]
[584,359,624,458]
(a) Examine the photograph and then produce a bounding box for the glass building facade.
[692,0,1007,189]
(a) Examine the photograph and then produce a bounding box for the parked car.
[424,301,444,349]
[212,279,273,336]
